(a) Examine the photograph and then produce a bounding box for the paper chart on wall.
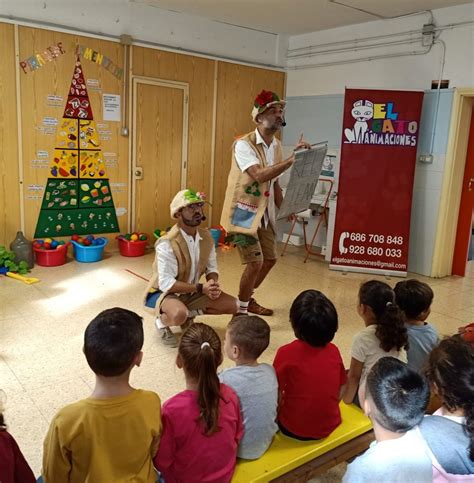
[34,56,120,237]
[277,142,327,219]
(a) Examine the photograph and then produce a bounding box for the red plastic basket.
[34,243,69,267]
[118,237,148,257]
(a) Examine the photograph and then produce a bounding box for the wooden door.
[452,111,474,276]
[132,79,188,236]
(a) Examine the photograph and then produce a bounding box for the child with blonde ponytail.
[154,323,243,482]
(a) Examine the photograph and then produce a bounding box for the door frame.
[432,88,474,277]
[131,76,189,231]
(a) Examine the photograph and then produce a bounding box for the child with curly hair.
[420,336,474,480]
[343,280,408,404]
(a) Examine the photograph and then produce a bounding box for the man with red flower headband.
[221,90,310,316]
[144,189,238,346]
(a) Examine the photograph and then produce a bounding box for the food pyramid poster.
[34,56,119,237]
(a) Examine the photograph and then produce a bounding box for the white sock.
[238,300,249,314]
[155,316,166,329]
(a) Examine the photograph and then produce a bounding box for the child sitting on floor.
[419,336,474,480]
[343,280,408,404]
[154,323,243,481]
[0,390,36,483]
[394,279,439,372]
[42,308,161,483]
[343,357,432,483]
[219,315,278,459]
[273,290,347,440]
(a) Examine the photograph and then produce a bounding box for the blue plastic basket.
[209,228,221,248]
[71,237,108,263]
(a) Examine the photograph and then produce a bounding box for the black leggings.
[278,423,320,441]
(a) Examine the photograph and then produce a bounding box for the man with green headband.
[145,189,238,347]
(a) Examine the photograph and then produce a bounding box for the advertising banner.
[330,88,424,276]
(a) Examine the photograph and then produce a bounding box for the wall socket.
[418,154,434,163]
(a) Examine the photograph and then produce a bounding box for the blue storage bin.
[209,228,221,248]
[71,237,108,263]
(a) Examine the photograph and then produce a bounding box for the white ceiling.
[131,0,474,35]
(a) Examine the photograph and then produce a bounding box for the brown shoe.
[248,298,274,316]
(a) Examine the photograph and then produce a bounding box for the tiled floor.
[1,244,473,479]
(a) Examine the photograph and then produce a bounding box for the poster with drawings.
[277,143,327,219]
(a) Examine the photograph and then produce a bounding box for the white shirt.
[343,429,432,483]
[156,228,218,293]
[234,129,277,229]
[351,324,408,385]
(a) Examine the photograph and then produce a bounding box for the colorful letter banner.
[330,88,424,276]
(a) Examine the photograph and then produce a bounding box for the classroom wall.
[283,3,472,276]
[18,26,128,243]
[0,21,285,247]
[0,0,286,67]
[0,23,20,248]
[286,3,474,96]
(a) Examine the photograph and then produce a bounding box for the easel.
[281,178,334,262]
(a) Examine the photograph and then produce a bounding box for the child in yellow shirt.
[41,308,161,483]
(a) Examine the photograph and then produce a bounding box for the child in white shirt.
[343,280,408,404]
[343,357,432,483]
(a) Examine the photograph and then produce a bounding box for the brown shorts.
[237,225,277,264]
[160,292,211,312]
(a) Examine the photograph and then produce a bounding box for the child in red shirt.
[273,290,347,440]
[154,323,243,483]
[0,393,36,483]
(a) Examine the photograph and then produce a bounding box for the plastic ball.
[71,234,79,241]
[43,242,51,250]
[130,234,138,241]
[86,235,94,241]
[83,239,91,246]
[50,240,59,249]
[44,238,52,244]
[125,234,131,241]
[139,234,147,241]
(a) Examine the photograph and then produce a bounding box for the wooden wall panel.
[212,61,285,225]
[132,47,215,215]
[18,27,127,242]
[0,23,20,247]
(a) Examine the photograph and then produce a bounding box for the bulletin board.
[18,27,127,241]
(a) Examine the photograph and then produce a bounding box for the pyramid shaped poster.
[34,57,119,237]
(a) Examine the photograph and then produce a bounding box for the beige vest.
[220,131,283,236]
[143,224,214,312]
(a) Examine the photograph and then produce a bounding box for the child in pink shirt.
[154,323,243,483]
